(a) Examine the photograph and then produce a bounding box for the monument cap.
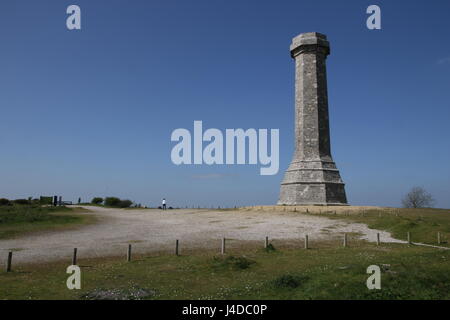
[290,32,330,57]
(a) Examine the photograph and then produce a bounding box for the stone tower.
[278,32,347,205]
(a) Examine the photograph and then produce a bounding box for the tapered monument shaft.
[278,32,347,205]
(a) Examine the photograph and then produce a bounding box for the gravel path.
[0,206,405,265]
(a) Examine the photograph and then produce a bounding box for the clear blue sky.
[1,0,449,208]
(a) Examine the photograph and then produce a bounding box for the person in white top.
[162,198,166,210]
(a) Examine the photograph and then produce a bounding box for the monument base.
[277,182,347,205]
[278,160,348,205]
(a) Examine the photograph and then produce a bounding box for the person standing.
[162,198,166,210]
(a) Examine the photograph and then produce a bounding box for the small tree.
[91,197,103,205]
[0,198,10,206]
[104,197,121,207]
[103,197,133,208]
[14,199,30,205]
[402,186,435,208]
[118,199,133,208]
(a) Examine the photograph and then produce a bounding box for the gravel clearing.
[0,206,405,265]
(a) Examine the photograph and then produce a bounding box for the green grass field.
[1,241,449,300]
[78,203,152,210]
[0,204,95,239]
[1,206,449,300]
[313,207,450,247]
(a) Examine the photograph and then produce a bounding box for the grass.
[78,203,152,210]
[311,207,450,247]
[78,202,103,207]
[211,255,256,271]
[1,206,449,300]
[1,241,449,300]
[0,204,95,239]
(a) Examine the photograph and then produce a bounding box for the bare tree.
[402,186,435,208]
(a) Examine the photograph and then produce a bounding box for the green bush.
[0,198,11,206]
[13,199,30,205]
[91,197,103,205]
[104,197,133,208]
[0,204,72,224]
[271,274,308,289]
[212,256,256,270]
[39,196,53,205]
[104,197,121,207]
[118,200,133,208]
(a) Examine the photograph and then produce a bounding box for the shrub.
[104,197,121,207]
[104,197,133,208]
[13,199,30,205]
[0,198,11,206]
[39,196,53,205]
[271,274,308,289]
[118,200,133,208]
[91,197,103,205]
[212,256,256,270]
[0,205,73,224]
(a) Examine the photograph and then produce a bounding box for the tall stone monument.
[278,32,347,205]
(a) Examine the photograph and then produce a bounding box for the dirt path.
[0,206,405,265]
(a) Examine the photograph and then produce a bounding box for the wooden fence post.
[72,248,78,265]
[127,244,132,262]
[376,233,380,246]
[221,238,226,254]
[6,251,12,272]
[437,232,441,245]
[407,232,411,244]
[304,235,309,249]
[264,236,269,249]
[175,239,179,256]
[343,233,348,247]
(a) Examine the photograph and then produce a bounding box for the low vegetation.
[83,197,134,208]
[211,255,256,271]
[1,205,448,299]
[265,243,276,252]
[104,197,132,208]
[91,197,103,205]
[0,202,94,239]
[1,241,449,300]
[270,274,309,289]
[317,207,450,247]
